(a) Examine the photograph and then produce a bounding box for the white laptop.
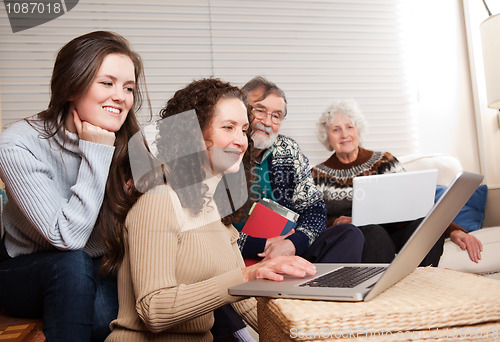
[351,169,438,226]
[229,171,483,302]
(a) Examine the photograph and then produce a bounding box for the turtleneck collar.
[52,113,80,154]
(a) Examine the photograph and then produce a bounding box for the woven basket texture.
[257,267,500,341]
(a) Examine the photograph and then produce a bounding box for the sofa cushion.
[435,184,488,232]
[398,154,462,186]
[439,227,500,274]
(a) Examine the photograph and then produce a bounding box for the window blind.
[0,0,417,166]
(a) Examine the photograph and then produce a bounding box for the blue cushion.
[434,184,488,232]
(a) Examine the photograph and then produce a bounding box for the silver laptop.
[229,171,483,302]
[351,169,438,226]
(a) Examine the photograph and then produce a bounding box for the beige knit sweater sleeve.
[124,184,257,333]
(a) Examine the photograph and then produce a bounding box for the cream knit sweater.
[106,182,257,342]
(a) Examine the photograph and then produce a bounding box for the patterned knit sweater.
[107,182,257,342]
[311,148,403,225]
[311,148,464,235]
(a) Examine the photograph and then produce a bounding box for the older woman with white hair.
[311,98,483,265]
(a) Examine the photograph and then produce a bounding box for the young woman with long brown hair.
[0,30,149,342]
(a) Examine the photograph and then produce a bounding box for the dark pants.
[0,250,118,342]
[301,223,364,263]
[359,218,445,267]
[211,305,246,342]
[211,224,364,340]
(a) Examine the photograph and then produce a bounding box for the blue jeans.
[0,250,118,342]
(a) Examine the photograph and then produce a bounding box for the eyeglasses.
[251,107,285,124]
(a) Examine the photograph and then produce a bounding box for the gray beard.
[252,131,278,150]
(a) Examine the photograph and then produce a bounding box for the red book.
[241,199,298,266]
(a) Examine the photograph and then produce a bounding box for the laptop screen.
[351,169,438,226]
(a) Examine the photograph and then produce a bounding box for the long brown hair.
[27,31,151,274]
[34,31,148,139]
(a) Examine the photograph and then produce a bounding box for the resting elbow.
[49,239,87,251]
[136,298,177,333]
[141,319,165,334]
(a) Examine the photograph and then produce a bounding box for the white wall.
[403,0,480,175]
[463,0,500,187]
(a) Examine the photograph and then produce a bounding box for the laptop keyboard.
[299,266,386,288]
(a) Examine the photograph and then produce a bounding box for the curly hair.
[157,78,254,225]
[316,98,367,151]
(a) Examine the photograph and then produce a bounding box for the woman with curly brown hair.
[105,78,316,342]
[0,31,149,341]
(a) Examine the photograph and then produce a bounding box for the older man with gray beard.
[236,76,364,261]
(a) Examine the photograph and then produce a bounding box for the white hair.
[316,98,368,151]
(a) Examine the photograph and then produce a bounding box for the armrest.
[398,154,462,186]
[482,186,500,228]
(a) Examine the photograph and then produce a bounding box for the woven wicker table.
[257,267,500,341]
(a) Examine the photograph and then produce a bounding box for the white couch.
[399,154,500,275]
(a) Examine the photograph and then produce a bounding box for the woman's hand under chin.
[241,255,316,282]
[72,109,116,146]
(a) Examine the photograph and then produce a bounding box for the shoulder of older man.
[271,134,304,157]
